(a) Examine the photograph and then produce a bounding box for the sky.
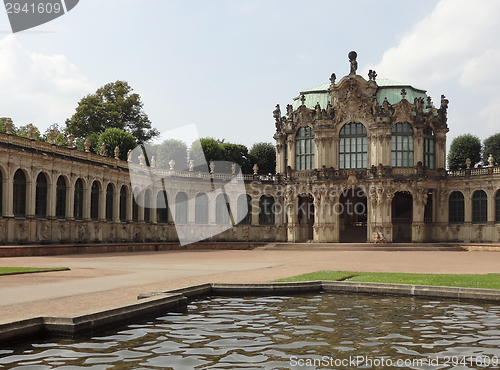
[0,0,499,153]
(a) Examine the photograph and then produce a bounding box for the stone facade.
[1,51,499,245]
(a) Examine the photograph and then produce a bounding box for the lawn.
[274,271,500,290]
[0,267,70,276]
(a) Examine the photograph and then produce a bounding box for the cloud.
[0,35,95,128]
[367,0,500,145]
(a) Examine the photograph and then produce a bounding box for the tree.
[66,80,159,145]
[483,133,500,166]
[189,138,224,171]
[42,123,68,146]
[249,142,276,174]
[0,117,17,135]
[96,128,138,161]
[447,134,481,170]
[17,123,43,141]
[157,139,188,170]
[221,142,252,173]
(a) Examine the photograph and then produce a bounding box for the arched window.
[423,127,435,170]
[144,189,151,223]
[132,187,140,222]
[391,123,414,168]
[339,123,367,169]
[13,170,26,217]
[157,191,168,224]
[472,190,487,224]
[74,179,84,220]
[295,127,315,170]
[119,186,127,222]
[195,193,208,224]
[56,176,67,219]
[175,192,188,224]
[496,190,500,224]
[448,191,464,224]
[90,181,100,221]
[105,184,114,221]
[216,193,231,225]
[35,173,48,219]
[259,195,275,225]
[237,194,252,225]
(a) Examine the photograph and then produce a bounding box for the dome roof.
[291,78,431,111]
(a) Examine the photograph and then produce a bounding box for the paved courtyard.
[1,248,500,322]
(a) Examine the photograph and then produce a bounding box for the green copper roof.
[291,78,432,111]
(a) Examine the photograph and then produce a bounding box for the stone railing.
[392,167,417,175]
[447,166,500,177]
[0,132,274,181]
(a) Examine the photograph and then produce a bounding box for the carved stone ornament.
[150,156,156,168]
[392,99,414,124]
[84,139,91,152]
[68,134,75,148]
[49,129,56,144]
[114,146,120,159]
[5,118,13,134]
[189,160,194,171]
[169,159,175,170]
[253,164,259,175]
[127,149,132,162]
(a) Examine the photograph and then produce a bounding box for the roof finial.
[300,94,306,106]
[348,51,358,75]
[401,88,406,100]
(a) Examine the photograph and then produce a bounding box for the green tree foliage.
[157,139,188,170]
[220,143,252,173]
[0,117,17,135]
[249,142,276,174]
[42,123,68,146]
[483,133,500,166]
[96,128,138,161]
[66,80,159,145]
[189,138,224,171]
[447,134,481,170]
[17,124,43,141]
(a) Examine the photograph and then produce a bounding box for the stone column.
[127,188,133,222]
[414,132,424,166]
[113,185,121,223]
[251,195,259,226]
[67,183,74,221]
[287,138,295,170]
[5,167,14,217]
[47,176,56,220]
[83,180,92,221]
[435,132,447,170]
[98,185,106,222]
[26,176,35,218]
[412,189,427,242]
[276,138,286,174]
[463,190,471,242]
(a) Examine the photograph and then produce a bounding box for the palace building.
[0,51,499,245]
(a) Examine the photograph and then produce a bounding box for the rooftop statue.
[348,51,357,75]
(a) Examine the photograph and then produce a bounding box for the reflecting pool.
[2,293,500,369]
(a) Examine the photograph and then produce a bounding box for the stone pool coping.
[2,281,500,345]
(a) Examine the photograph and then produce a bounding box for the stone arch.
[13,168,28,217]
[338,186,367,242]
[391,190,413,242]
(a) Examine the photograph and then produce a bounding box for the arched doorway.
[298,195,314,241]
[339,187,367,242]
[392,192,413,242]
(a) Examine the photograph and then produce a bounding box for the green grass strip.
[0,267,70,276]
[274,270,500,290]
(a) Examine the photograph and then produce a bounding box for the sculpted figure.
[286,104,294,118]
[114,146,120,159]
[315,102,321,119]
[273,104,281,122]
[371,97,379,115]
[489,154,494,167]
[100,143,106,156]
[189,159,194,171]
[151,156,156,167]
[348,51,358,75]
[326,101,334,119]
[383,97,390,114]
[127,149,132,162]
